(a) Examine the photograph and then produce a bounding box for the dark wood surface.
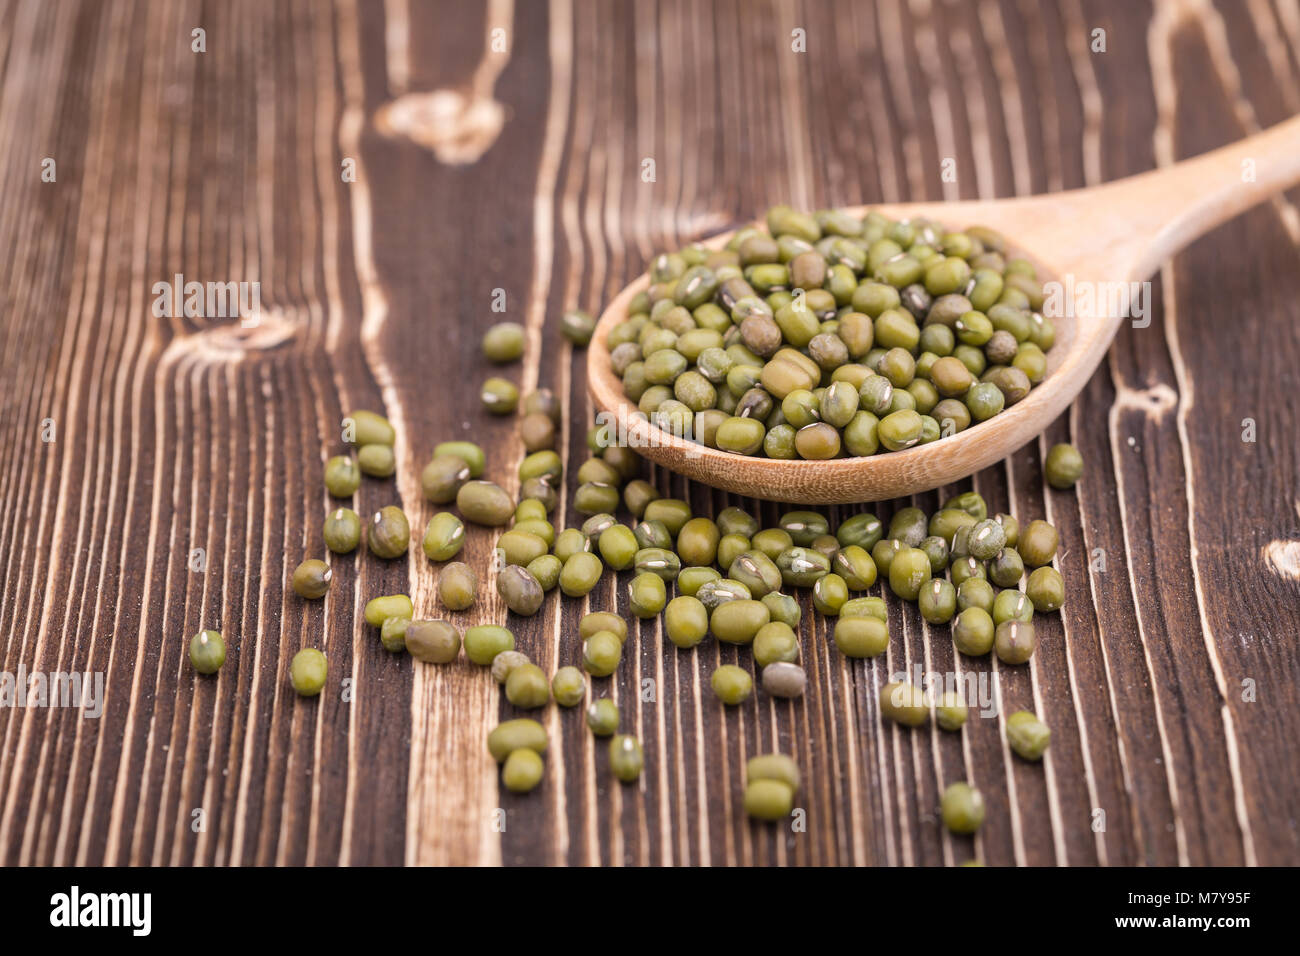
[1,0,1298,866]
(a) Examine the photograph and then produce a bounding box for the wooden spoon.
[588,117,1300,503]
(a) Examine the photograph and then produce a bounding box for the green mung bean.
[583,631,623,677]
[502,748,545,793]
[941,782,986,834]
[364,594,413,628]
[879,681,928,727]
[580,611,628,644]
[953,607,995,656]
[833,616,889,658]
[560,552,604,597]
[1006,710,1051,760]
[488,718,548,762]
[345,410,395,447]
[561,309,596,345]
[290,648,328,697]
[709,599,770,645]
[404,620,461,663]
[357,443,396,477]
[994,619,1036,665]
[629,571,668,618]
[482,322,525,363]
[423,512,466,561]
[711,665,754,705]
[608,735,644,783]
[324,507,362,553]
[761,661,807,699]
[324,456,361,497]
[506,663,550,709]
[189,630,226,675]
[497,565,544,616]
[463,625,515,666]
[551,666,586,707]
[457,481,515,526]
[992,589,1034,625]
[439,559,479,609]
[432,441,486,477]
[291,559,332,599]
[745,780,795,821]
[1045,442,1083,489]
[368,506,410,559]
[665,595,709,648]
[936,692,968,732]
[586,698,619,737]
[380,616,410,653]
[753,621,799,667]
[1026,566,1064,612]
[527,554,562,591]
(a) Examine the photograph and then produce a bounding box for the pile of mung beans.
[603,205,1055,458]
[186,232,1084,851]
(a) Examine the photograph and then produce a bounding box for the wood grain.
[0,0,1297,866]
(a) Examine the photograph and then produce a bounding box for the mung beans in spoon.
[601,205,1055,461]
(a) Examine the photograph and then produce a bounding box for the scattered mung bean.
[551,666,586,707]
[324,507,362,553]
[497,565,544,616]
[1045,442,1083,489]
[586,698,619,737]
[290,648,327,697]
[423,512,466,561]
[629,571,668,617]
[291,559,332,599]
[665,595,709,648]
[506,663,550,708]
[421,455,471,503]
[380,616,410,652]
[324,456,361,497]
[1026,566,1064,612]
[189,630,226,675]
[761,661,807,698]
[583,630,623,677]
[438,561,477,610]
[711,664,754,705]
[488,718,548,762]
[357,443,396,477]
[834,615,889,658]
[463,625,515,666]
[580,611,629,644]
[491,650,532,684]
[405,620,461,663]
[941,782,986,834]
[502,748,545,793]
[609,735,644,782]
[880,681,928,727]
[482,322,525,363]
[994,619,1036,665]
[364,594,413,628]
[368,506,410,559]
[346,410,395,447]
[457,481,515,526]
[1006,710,1051,760]
[936,692,968,732]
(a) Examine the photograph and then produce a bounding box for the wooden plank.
[0,0,1294,866]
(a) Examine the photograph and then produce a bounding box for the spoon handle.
[1034,115,1300,282]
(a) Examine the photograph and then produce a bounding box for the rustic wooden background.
[1,0,1297,867]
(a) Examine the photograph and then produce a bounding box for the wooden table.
[1,0,1297,866]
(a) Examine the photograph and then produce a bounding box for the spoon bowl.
[588,117,1300,502]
